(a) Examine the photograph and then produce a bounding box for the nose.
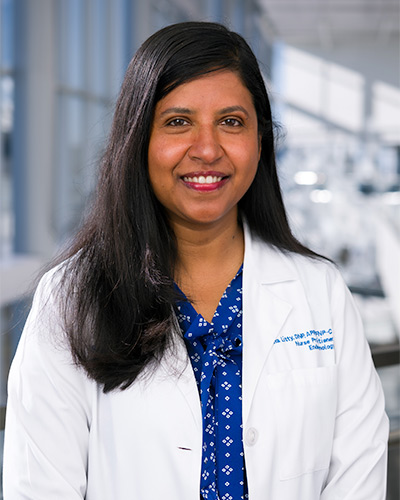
[188,125,223,164]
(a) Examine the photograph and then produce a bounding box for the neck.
[171,211,244,322]
[172,214,244,282]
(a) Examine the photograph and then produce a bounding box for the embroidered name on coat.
[273,329,334,351]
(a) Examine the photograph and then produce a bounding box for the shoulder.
[14,260,76,367]
[8,260,94,403]
[244,226,340,289]
[33,255,81,312]
[244,232,359,342]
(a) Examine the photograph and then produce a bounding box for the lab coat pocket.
[267,365,337,480]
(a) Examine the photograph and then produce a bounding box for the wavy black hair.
[54,21,322,392]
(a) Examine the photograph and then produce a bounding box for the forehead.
[154,70,255,114]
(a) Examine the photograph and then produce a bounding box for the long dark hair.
[54,22,323,392]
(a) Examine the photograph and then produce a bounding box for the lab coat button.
[245,427,258,446]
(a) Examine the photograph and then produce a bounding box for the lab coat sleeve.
[321,269,389,500]
[3,270,92,499]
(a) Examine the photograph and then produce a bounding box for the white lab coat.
[3,226,389,499]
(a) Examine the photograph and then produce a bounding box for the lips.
[183,175,223,184]
[181,172,229,192]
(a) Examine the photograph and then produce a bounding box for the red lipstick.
[180,171,229,192]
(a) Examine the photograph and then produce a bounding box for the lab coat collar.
[242,222,298,285]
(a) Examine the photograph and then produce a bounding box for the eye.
[221,117,243,127]
[166,118,190,127]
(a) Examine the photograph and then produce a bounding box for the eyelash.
[166,117,243,127]
[221,118,242,127]
[166,118,190,127]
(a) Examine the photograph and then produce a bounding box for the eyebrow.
[159,107,193,117]
[219,106,249,118]
[158,105,250,118]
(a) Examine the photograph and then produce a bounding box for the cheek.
[236,139,260,173]
[239,143,259,192]
[149,135,189,167]
[148,144,172,192]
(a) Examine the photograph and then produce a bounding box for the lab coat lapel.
[165,226,298,429]
[242,226,296,422]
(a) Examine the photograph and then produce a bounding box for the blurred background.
[0,0,399,497]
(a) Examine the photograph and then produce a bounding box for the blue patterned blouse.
[175,266,249,500]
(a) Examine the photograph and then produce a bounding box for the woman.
[3,22,388,500]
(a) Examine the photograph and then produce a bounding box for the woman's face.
[148,70,261,231]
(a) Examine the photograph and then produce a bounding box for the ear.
[258,134,262,161]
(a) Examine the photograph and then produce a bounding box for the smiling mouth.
[182,175,224,184]
[181,173,229,192]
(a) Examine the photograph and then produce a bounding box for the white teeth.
[183,175,223,184]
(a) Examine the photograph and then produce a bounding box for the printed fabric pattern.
[175,266,248,500]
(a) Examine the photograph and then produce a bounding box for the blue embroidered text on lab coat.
[274,329,334,351]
